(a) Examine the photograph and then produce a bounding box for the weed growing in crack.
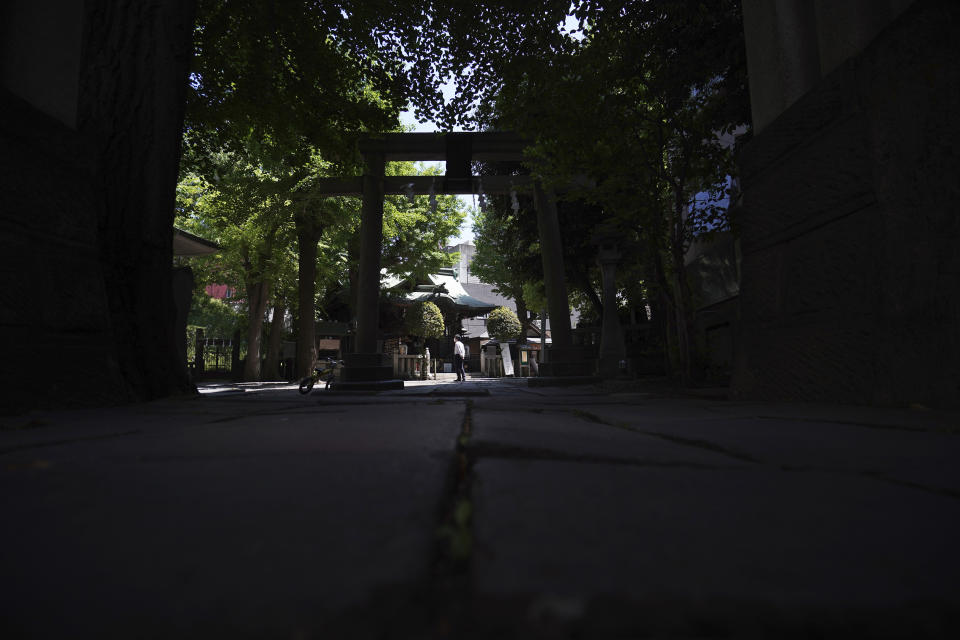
[437,498,473,562]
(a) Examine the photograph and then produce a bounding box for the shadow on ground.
[2,378,959,637]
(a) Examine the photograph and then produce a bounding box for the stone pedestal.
[534,347,597,383]
[331,353,402,391]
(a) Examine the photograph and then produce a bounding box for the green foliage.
[521,281,548,314]
[381,2,575,129]
[404,301,445,339]
[485,2,747,241]
[186,0,404,169]
[188,1,591,138]
[471,199,541,305]
[187,291,242,337]
[383,163,466,281]
[487,306,522,340]
[175,154,296,299]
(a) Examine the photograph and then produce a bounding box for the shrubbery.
[487,306,522,340]
[404,300,445,339]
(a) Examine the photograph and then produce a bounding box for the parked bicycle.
[298,358,343,394]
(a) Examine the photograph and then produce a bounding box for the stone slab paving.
[467,394,960,636]
[469,408,746,468]
[3,382,959,637]
[573,401,960,493]
[590,395,960,431]
[470,458,960,635]
[1,398,464,637]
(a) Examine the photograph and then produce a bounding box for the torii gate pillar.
[354,150,385,355]
[336,150,402,389]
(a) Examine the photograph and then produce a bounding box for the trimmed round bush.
[487,306,522,340]
[404,300,445,339]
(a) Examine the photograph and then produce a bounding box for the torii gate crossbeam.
[310,175,533,196]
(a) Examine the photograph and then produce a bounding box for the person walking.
[453,335,466,382]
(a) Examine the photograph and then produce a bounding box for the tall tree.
[476,0,749,383]
[176,152,295,381]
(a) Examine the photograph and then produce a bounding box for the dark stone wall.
[0,1,196,411]
[0,88,127,408]
[732,0,960,407]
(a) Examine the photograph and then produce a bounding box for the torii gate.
[314,132,586,389]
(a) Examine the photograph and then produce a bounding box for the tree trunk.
[263,300,286,380]
[578,273,603,321]
[515,293,529,345]
[649,242,677,378]
[671,188,695,387]
[295,212,323,377]
[74,1,198,404]
[243,280,271,381]
[671,267,693,385]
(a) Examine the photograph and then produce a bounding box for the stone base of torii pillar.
[330,353,403,391]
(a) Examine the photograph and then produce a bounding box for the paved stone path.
[2,378,958,637]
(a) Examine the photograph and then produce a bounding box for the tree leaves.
[186,0,405,166]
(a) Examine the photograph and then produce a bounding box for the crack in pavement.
[426,399,478,635]
[860,471,960,500]
[557,410,960,499]
[638,431,763,464]
[563,408,763,463]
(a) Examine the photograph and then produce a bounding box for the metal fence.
[187,329,246,377]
